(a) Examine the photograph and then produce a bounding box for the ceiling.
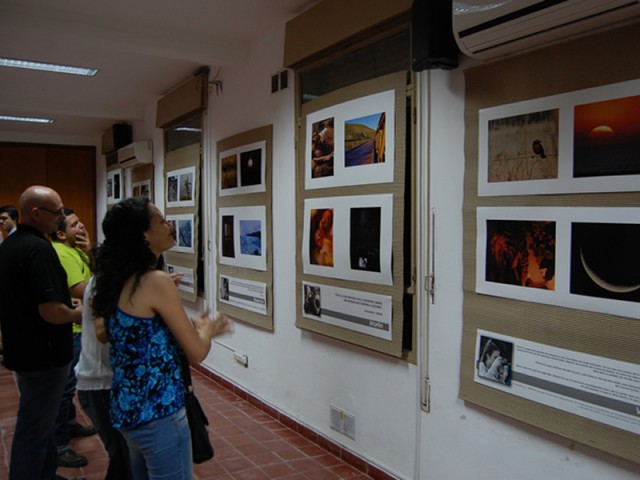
[0,0,319,139]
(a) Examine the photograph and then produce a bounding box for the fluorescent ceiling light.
[175,127,202,132]
[0,57,98,76]
[0,115,54,124]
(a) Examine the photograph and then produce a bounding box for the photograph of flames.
[485,219,556,290]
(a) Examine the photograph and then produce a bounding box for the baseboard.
[192,364,398,480]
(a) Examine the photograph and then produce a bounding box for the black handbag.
[180,352,214,463]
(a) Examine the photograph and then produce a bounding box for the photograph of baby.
[477,335,513,386]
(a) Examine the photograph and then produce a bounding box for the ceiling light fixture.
[0,115,55,124]
[0,57,98,76]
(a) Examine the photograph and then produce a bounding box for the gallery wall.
[4,9,640,480]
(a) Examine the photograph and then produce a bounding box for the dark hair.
[50,207,75,240]
[0,205,18,221]
[92,197,156,322]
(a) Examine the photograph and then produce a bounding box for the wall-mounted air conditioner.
[453,0,640,61]
[117,140,152,168]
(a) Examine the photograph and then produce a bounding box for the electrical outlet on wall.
[330,405,355,440]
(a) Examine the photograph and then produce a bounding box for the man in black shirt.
[0,186,83,480]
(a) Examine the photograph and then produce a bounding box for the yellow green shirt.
[52,242,91,333]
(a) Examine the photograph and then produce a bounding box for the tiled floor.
[0,364,375,480]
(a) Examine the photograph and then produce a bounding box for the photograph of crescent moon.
[570,222,640,302]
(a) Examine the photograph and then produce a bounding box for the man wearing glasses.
[0,185,83,480]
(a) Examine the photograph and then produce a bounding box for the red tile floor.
[0,364,378,480]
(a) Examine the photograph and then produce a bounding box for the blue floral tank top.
[107,308,184,429]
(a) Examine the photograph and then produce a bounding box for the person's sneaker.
[68,422,97,438]
[57,448,88,468]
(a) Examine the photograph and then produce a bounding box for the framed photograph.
[476,206,640,319]
[218,206,267,271]
[479,78,640,196]
[167,214,195,254]
[305,89,395,190]
[302,194,393,285]
[166,166,196,207]
[219,140,266,196]
[132,179,151,198]
[106,169,123,205]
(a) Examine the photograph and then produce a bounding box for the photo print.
[311,117,335,178]
[166,166,196,207]
[345,112,386,167]
[350,206,381,272]
[240,148,262,186]
[220,153,238,190]
[240,219,262,256]
[132,179,151,198]
[218,206,267,271]
[303,194,393,285]
[167,214,194,254]
[477,206,640,319]
[485,219,556,290]
[574,94,640,178]
[305,89,395,190]
[570,222,640,303]
[303,284,322,318]
[487,109,559,183]
[218,141,266,196]
[309,208,334,267]
[476,335,513,386]
[479,79,640,196]
[106,169,123,205]
[221,215,235,258]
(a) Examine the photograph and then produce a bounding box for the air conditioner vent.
[453,0,640,60]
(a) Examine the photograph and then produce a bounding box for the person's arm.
[39,301,83,325]
[146,271,231,363]
[69,281,87,299]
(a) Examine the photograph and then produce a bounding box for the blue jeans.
[11,363,70,480]
[78,389,133,480]
[120,407,192,480]
[55,332,82,451]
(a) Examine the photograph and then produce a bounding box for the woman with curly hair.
[92,197,231,480]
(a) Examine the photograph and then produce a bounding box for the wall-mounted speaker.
[412,0,459,71]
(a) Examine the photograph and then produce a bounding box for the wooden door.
[0,143,97,241]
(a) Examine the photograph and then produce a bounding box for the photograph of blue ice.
[240,219,262,256]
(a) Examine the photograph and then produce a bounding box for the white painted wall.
[5,13,640,480]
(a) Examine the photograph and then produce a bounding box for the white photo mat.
[106,169,123,205]
[479,78,640,196]
[167,213,195,254]
[305,89,395,190]
[218,205,267,271]
[166,166,196,207]
[132,179,151,198]
[302,194,393,286]
[476,206,640,319]
[218,140,266,196]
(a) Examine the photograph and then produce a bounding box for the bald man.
[0,185,83,480]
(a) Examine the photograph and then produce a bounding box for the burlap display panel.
[460,24,640,463]
[163,144,200,302]
[295,72,407,357]
[215,125,273,331]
